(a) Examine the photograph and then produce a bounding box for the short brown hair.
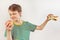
[8,4,22,12]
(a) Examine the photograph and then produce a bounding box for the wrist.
[46,19,49,22]
[7,30,11,32]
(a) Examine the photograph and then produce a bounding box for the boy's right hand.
[5,20,14,31]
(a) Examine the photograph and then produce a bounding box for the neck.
[13,19,23,25]
[13,19,21,22]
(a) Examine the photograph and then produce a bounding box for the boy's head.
[8,4,22,12]
[8,4,22,21]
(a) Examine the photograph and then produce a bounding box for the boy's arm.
[7,30,12,40]
[36,19,49,30]
[5,20,13,40]
[36,14,53,30]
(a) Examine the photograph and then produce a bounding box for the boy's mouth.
[11,17,17,20]
[11,17,16,19]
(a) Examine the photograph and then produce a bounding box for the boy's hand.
[47,14,58,21]
[5,20,13,31]
[47,14,53,21]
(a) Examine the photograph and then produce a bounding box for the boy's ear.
[19,12,22,17]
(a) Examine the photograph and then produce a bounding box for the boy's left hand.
[47,14,58,21]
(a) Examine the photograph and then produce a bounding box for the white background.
[0,0,60,40]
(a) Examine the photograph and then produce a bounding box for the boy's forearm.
[36,19,49,30]
[7,30,12,40]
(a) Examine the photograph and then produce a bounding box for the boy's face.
[8,10,21,21]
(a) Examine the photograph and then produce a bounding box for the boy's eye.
[13,13,16,15]
[10,13,16,16]
[10,14,12,16]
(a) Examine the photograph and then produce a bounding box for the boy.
[5,4,56,40]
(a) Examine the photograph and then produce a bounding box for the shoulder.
[23,21,31,24]
[23,20,29,23]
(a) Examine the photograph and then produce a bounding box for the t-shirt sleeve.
[4,30,7,37]
[27,22,37,32]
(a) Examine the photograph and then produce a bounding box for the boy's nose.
[11,16,15,19]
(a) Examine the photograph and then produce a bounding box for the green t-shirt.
[5,21,36,40]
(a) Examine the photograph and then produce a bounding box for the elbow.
[39,28,43,30]
[36,26,44,30]
[37,28,43,30]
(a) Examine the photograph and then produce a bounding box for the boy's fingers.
[47,14,53,21]
[48,14,53,16]
[6,24,13,30]
[5,20,13,27]
[5,20,11,26]
[5,20,13,31]
[47,14,58,21]
[8,23,13,28]
[48,14,53,18]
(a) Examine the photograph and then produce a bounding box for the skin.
[5,10,53,40]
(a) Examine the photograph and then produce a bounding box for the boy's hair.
[8,4,22,12]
